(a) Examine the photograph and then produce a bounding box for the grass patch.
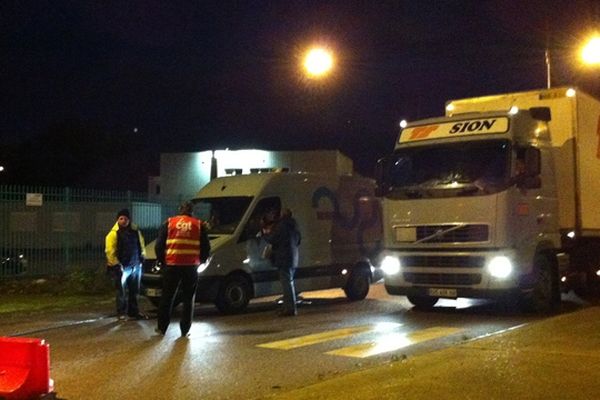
[0,294,113,314]
[0,266,114,314]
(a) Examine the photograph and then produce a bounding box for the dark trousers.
[113,264,141,316]
[158,266,198,335]
[278,266,297,314]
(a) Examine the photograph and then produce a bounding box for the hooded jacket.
[105,221,146,267]
[265,215,301,269]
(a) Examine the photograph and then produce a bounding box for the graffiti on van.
[311,186,381,255]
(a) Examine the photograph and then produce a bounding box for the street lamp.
[580,35,600,65]
[303,47,334,79]
[545,34,600,88]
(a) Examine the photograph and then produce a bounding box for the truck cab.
[377,107,564,312]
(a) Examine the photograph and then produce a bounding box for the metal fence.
[0,186,165,278]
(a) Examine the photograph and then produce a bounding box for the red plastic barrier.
[0,337,54,399]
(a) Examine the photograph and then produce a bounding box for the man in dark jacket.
[104,208,147,321]
[265,208,301,316]
[154,201,211,337]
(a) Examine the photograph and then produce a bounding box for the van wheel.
[344,268,371,301]
[520,255,559,313]
[215,275,251,314]
[407,295,438,310]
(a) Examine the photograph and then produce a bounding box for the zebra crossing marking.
[257,325,375,350]
[257,324,463,358]
[325,326,464,358]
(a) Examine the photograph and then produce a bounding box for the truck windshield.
[192,196,253,234]
[385,140,510,198]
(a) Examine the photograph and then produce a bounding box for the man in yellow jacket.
[105,208,147,321]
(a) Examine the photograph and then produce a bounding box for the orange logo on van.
[409,125,439,140]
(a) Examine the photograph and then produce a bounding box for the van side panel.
[331,175,381,264]
[277,175,337,292]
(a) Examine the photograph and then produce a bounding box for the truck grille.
[403,272,482,285]
[401,255,485,269]
[416,224,489,243]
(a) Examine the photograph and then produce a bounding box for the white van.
[142,171,382,313]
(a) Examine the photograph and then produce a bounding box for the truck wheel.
[215,275,251,314]
[344,268,371,301]
[521,255,559,313]
[407,295,438,310]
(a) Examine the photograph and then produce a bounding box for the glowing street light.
[303,47,334,78]
[580,35,600,65]
[546,34,600,88]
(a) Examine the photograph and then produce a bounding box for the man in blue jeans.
[105,208,147,321]
[265,208,301,316]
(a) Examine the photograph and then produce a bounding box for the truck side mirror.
[524,147,541,177]
[529,107,551,122]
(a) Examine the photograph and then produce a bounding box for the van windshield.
[384,140,510,198]
[192,196,253,234]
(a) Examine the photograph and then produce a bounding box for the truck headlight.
[381,256,401,275]
[487,256,513,279]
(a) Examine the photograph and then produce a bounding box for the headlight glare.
[381,256,401,275]
[197,256,213,274]
[488,256,513,279]
[197,263,208,274]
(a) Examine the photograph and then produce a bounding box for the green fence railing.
[0,186,164,278]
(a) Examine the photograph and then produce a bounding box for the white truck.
[376,87,600,312]
[142,171,382,313]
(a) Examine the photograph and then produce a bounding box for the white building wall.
[155,149,354,202]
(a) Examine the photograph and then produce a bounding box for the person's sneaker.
[154,327,165,336]
[117,315,127,321]
[130,312,149,320]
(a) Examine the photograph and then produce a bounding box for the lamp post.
[545,35,600,89]
[545,49,552,89]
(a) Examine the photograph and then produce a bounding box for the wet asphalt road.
[1,283,587,400]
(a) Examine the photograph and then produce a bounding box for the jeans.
[278,266,297,314]
[113,263,141,317]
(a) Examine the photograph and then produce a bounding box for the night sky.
[1,1,599,191]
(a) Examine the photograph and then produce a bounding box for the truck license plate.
[428,288,457,298]
[145,288,162,297]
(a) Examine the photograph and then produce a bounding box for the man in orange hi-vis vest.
[155,201,211,337]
